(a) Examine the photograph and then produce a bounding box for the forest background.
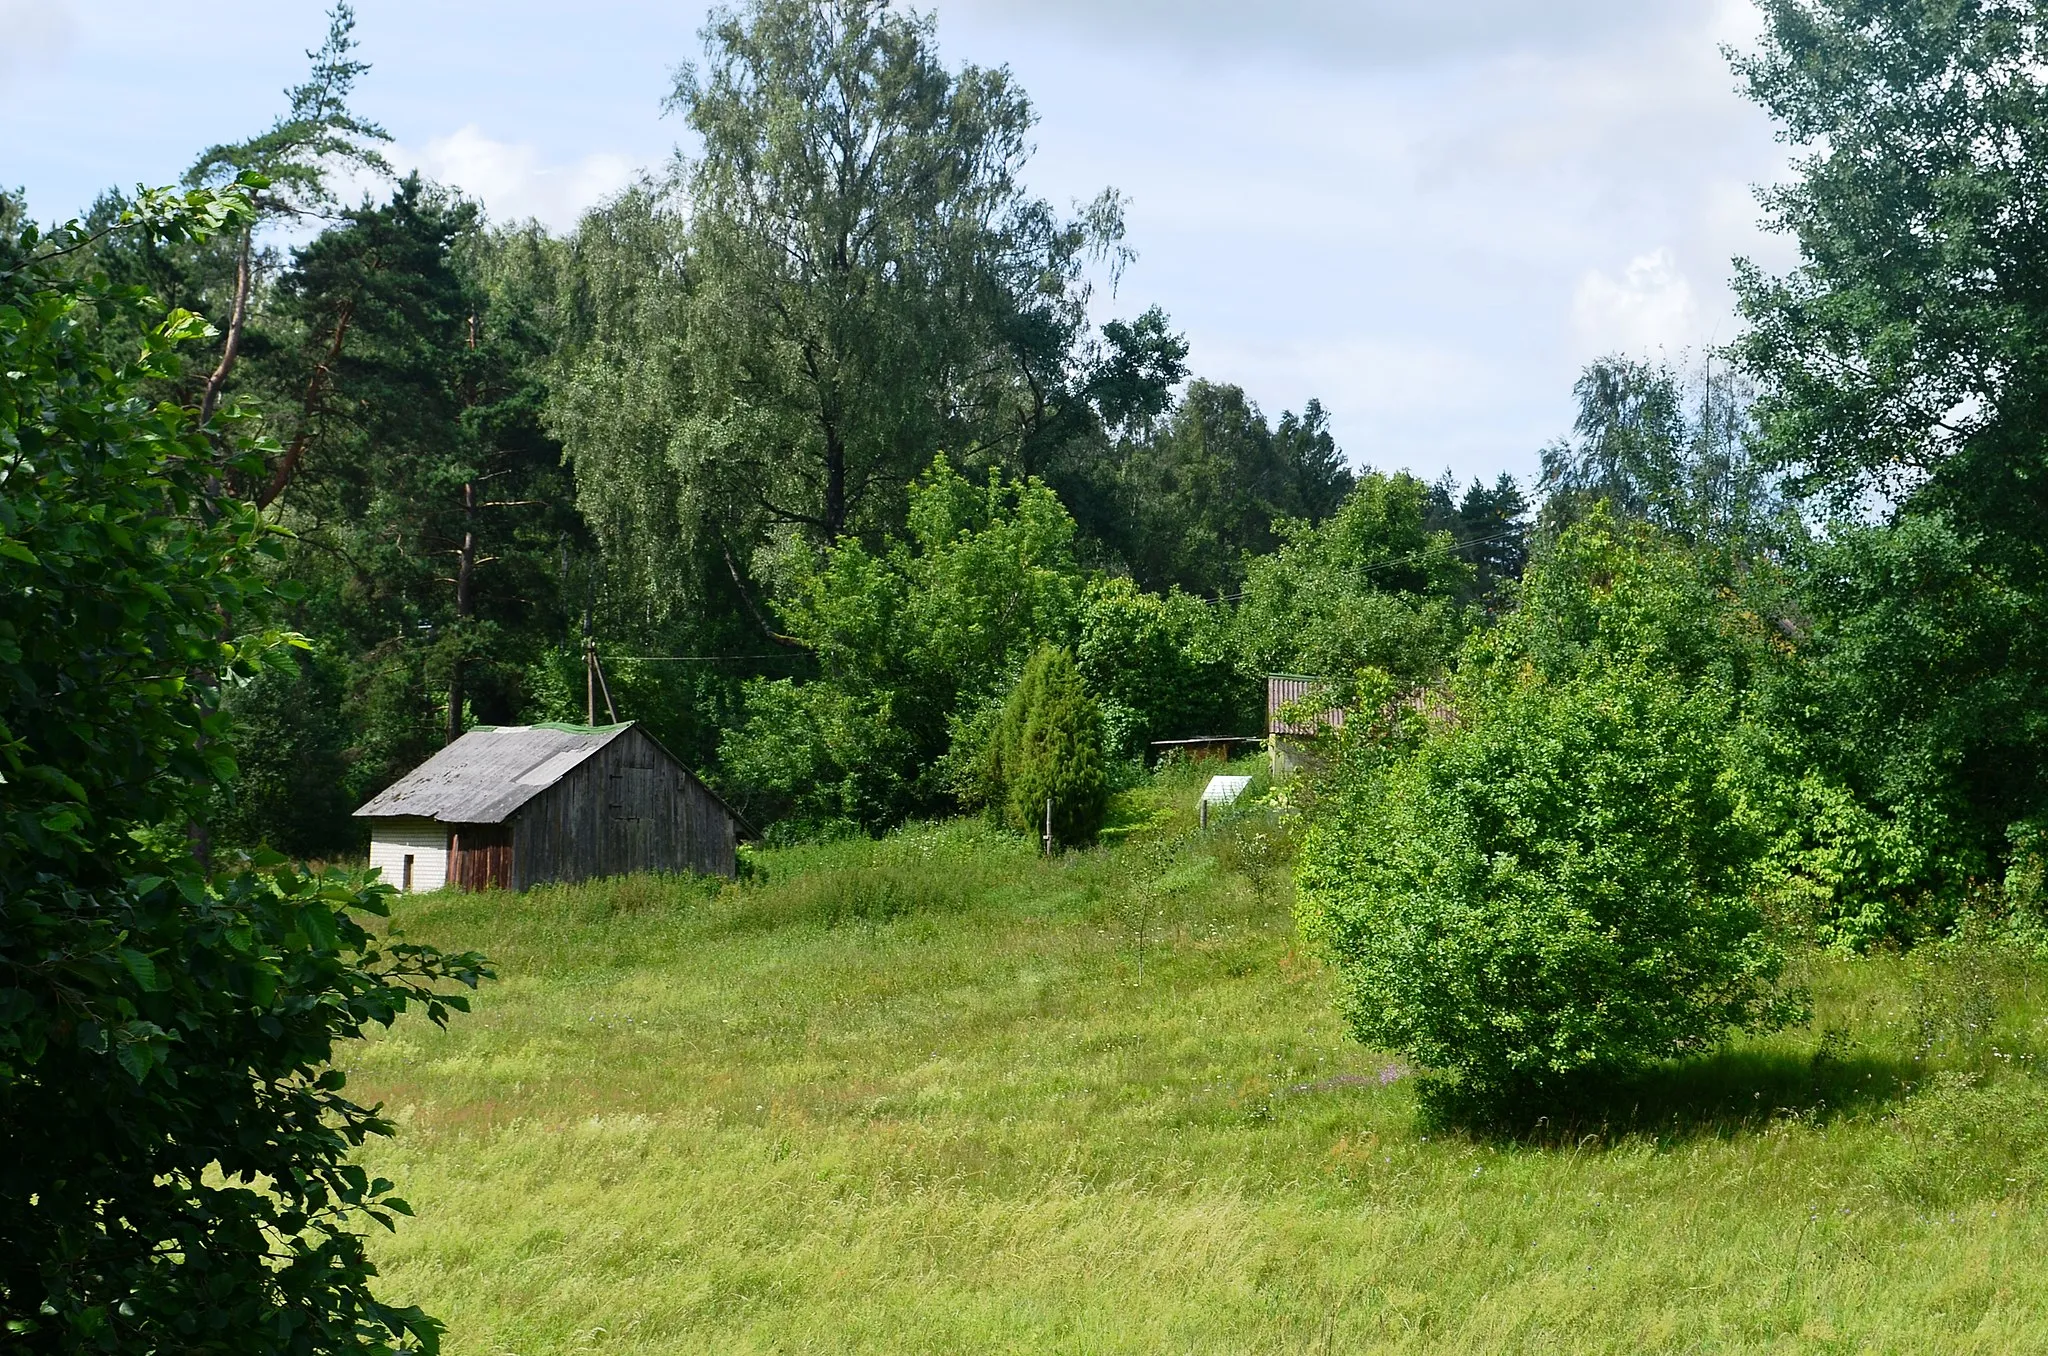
[13,0,2047,952]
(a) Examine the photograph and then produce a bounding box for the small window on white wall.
[403,854,415,893]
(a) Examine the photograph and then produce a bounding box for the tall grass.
[348,765,2048,1353]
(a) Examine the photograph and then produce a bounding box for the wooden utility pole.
[594,648,618,724]
[445,478,479,747]
[583,630,618,725]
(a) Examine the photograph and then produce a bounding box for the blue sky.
[1,0,1795,487]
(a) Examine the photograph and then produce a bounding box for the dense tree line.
[36,0,2036,911]
[26,0,2038,944]
[29,0,1436,854]
[12,0,2048,1343]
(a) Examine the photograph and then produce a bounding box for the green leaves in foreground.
[0,864,489,1352]
[1,181,488,1350]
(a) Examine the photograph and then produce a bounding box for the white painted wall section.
[368,817,448,893]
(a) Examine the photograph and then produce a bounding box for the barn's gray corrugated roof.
[353,722,633,824]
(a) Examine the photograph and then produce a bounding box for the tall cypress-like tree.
[991,645,1108,849]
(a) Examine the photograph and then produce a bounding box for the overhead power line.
[602,653,808,662]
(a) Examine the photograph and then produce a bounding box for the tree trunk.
[257,299,355,510]
[824,423,847,540]
[199,227,253,426]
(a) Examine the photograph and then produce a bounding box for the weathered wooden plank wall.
[511,728,738,887]
[449,823,515,890]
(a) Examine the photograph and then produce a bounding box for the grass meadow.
[348,762,2048,1353]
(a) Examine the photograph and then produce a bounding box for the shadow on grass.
[1425,1044,1919,1147]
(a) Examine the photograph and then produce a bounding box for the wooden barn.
[1267,674,1347,777]
[353,722,746,891]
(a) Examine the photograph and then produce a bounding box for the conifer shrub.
[1296,661,1801,1119]
[976,645,1109,848]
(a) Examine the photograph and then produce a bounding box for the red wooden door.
[450,823,514,891]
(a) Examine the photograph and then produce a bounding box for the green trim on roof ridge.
[466,721,633,735]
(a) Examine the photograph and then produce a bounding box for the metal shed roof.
[353,722,633,825]
[1200,775,1253,806]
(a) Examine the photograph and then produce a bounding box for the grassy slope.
[351,765,2048,1353]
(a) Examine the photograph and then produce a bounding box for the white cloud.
[4,0,1806,487]
[1572,249,1702,357]
[397,125,636,230]
[0,0,76,80]
[1190,332,1540,475]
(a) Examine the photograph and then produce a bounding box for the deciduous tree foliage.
[1757,516,2045,948]
[669,0,1129,546]
[546,185,703,618]
[1538,355,1781,548]
[1297,518,1800,1116]
[720,458,1085,833]
[1234,469,1471,685]
[0,186,483,1352]
[1076,577,1249,757]
[1735,0,2048,522]
[1732,0,2048,922]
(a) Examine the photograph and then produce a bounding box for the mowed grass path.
[350,808,2048,1353]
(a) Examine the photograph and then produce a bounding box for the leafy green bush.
[1297,662,1799,1115]
[1,185,486,1350]
[718,679,918,841]
[1751,515,2043,945]
[1233,470,1473,685]
[1746,760,1959,952]
[1076,577,1249,758]
[977,645,1109,848]
[1466,506,1944,954]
